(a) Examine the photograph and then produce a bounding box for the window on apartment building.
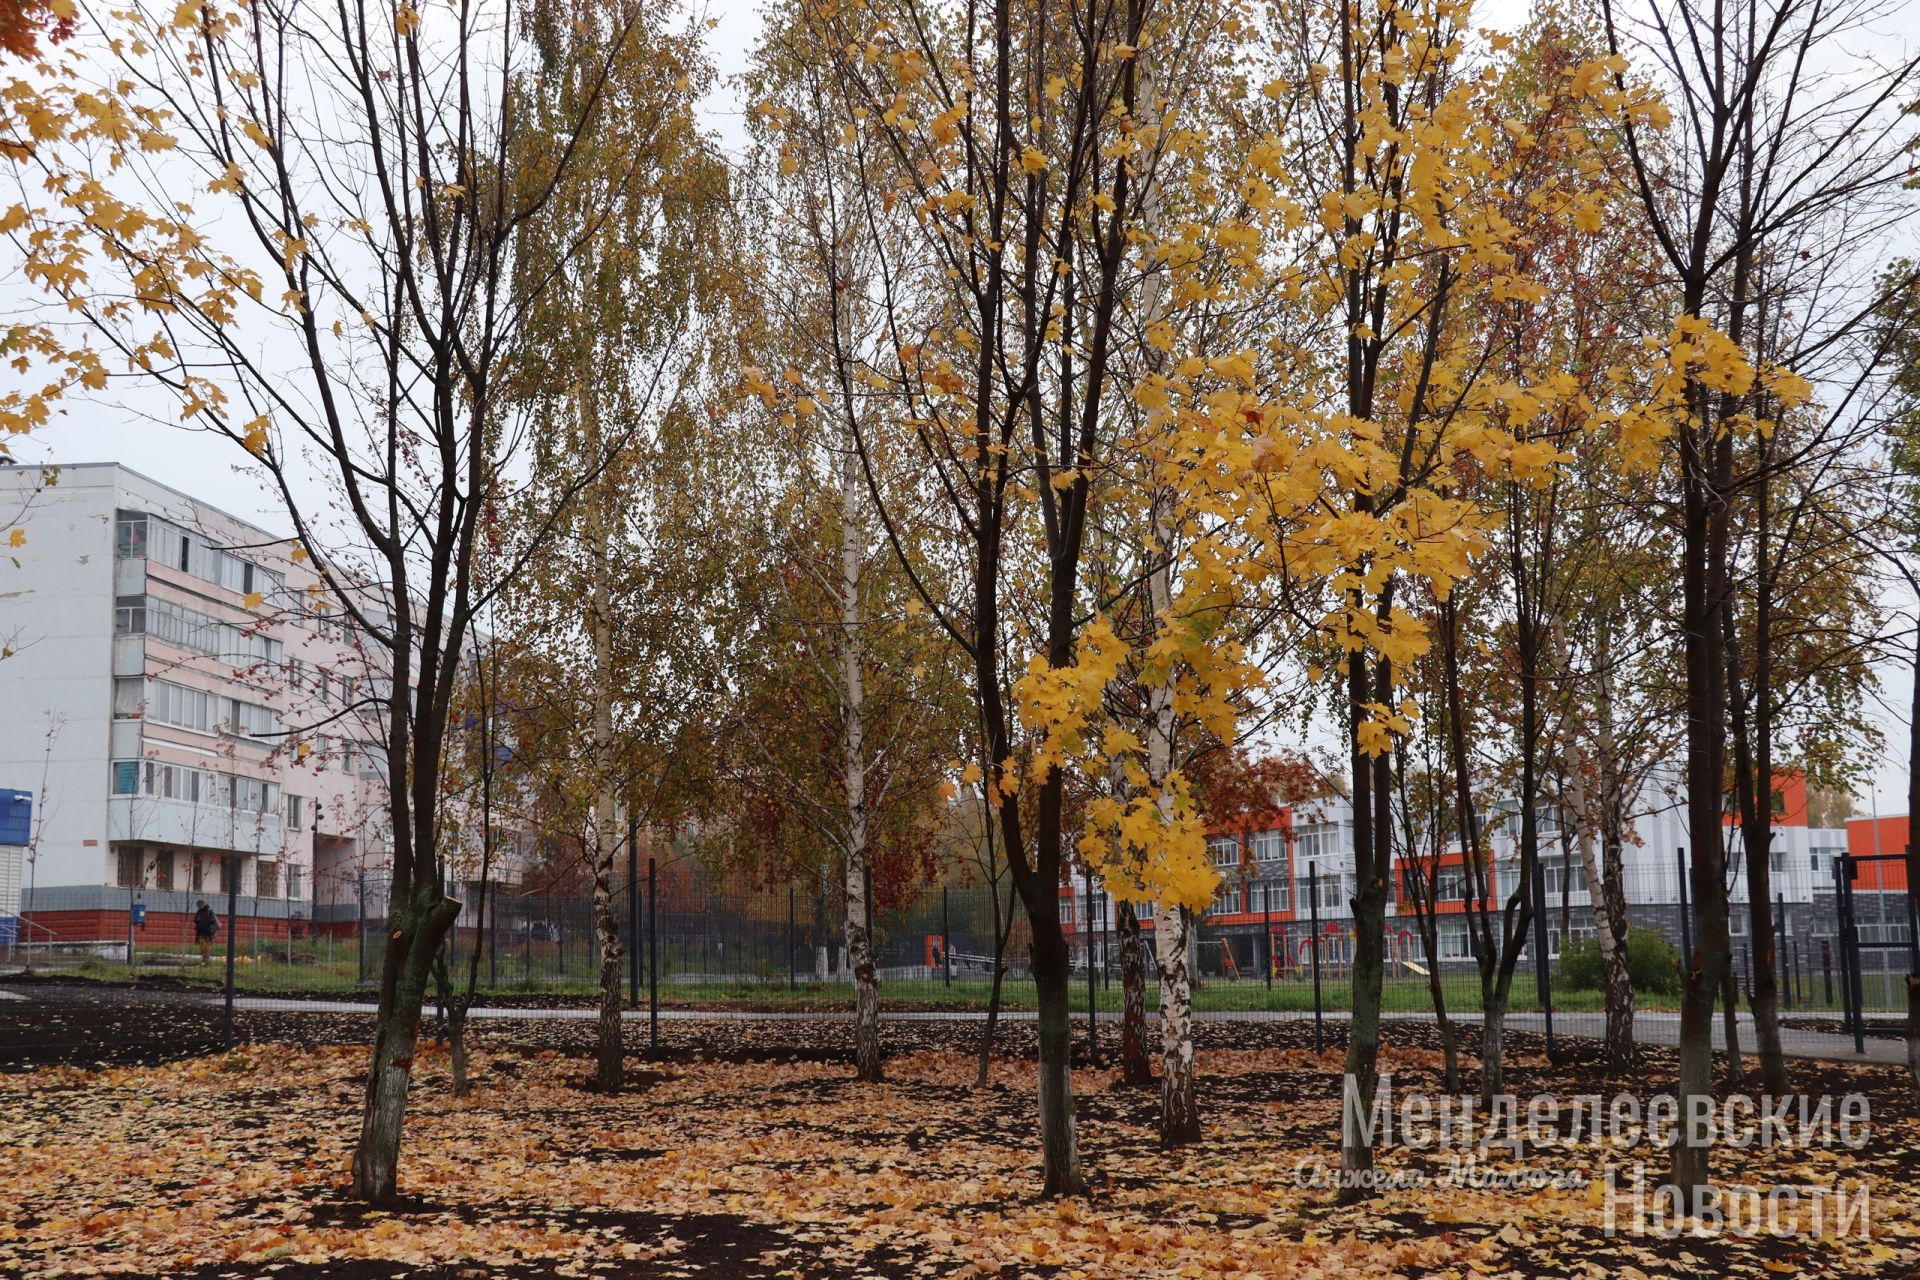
[131,596,283,665]
[139,678,215,733]
[286,866,303,900]
[140,761,211,804]
[115,512,148,559]
[117,848,143,888]
[114,595,146,634]
[1542,862,1588,898]
[221,696,279,741]
[287,794,304,830]
[136,514,286,600]
[256,860,279,898]
[111,761,138,795]
[1208,835,1239,867]
[229,776,280,814]
[112,677,145,718]
[1252,830,1284,863]
[1294,820,1352,865]
[156,851,177,892]
[1305,871,1345,913]
[1260,877,1290,913]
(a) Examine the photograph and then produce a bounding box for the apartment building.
[1170,767,1880,978]
[0,463,397,950]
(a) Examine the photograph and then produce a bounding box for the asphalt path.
[187,993,1906,1064]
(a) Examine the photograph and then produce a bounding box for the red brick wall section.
[22,909,303,946]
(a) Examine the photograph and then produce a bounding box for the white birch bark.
[586,421,625,1093]
[1145,482,1198,1142]
[839,438,881,1081]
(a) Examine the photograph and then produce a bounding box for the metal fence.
[7,848,1915,1063]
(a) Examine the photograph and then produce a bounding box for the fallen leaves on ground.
[1,1015,1917,1278]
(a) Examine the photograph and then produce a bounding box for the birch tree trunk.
[587,442,625,1095]
[839,442,881,1083]
[1143,480,1197,1144]
[1593,621,1637,1068]
[1154,902,1198,1142]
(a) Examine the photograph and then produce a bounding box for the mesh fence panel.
[7,853,1914,1063]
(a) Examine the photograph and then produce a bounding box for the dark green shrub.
[1557,927,1680,996]
[1625,926,1681,995]
[1559,936,1604,991]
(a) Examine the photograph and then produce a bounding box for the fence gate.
[1832,852,1919,1055]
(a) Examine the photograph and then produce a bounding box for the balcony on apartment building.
[108,761,288,856]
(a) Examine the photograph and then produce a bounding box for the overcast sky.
[6,0,1914,814]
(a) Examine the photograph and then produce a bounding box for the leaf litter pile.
[3,1005,1919,1279]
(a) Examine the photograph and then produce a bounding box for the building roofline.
[12,460,290,545]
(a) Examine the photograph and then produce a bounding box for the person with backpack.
[194,900,219,964]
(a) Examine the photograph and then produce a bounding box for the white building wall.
[0,467,119,891]
[1,461,524,936]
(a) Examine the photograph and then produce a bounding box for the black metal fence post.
[222,854,239,1051]
[1100,888,1110,992]
[628,813,640,1007]
[1845,860,1867,1054]
[1822,938,1834,1007]
[1776,893,1789,1009]
[942,886,952,987]
[1083,864,1098,1066]
[356,869,367,984]
[1834,853,1863,1053]
[1263,884,1273,991]
[1530,851,1554,1057]
[1309,859,1324,1052]
[788,884,797,991]
[648,856,659,1061]
[1906,852,1919,981]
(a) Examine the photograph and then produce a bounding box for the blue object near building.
[0,788,30,845]
[130,901,147,926]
